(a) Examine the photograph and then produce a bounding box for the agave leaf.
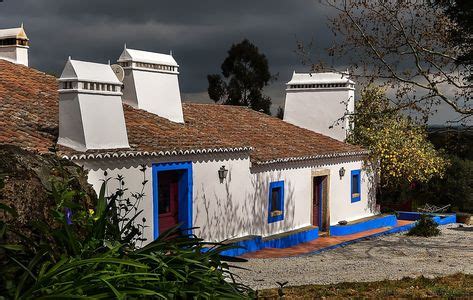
[0,244,23,251]
[96,180,108,218]
[100,278,124,300]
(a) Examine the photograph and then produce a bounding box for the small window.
[62,81,73,89]
[268,181,284,223]
[351,170,361,203]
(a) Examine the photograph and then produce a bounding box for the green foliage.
[0,169,252,299]
[407,214,441,237]
[412,156,473,213]
[207,39,274,114]
[347,86,448,190]
[428,128,473,160]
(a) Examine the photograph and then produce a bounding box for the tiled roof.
[0,60,58,153]
[182,104,366,164]
[0,60,366,164]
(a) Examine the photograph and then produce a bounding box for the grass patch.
[407,214,441,237]
[258,273,473,299]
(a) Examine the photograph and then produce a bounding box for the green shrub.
[0,169,253,299]
[407,214,441,237]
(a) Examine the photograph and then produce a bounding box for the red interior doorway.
[157,171,180,234]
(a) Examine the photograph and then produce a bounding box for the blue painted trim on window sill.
[350,169,361,203]
[219,227,319,257]
[152,161,193,240]
[330,214,397,236]
[268,180,285,223]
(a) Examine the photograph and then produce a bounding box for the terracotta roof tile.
[0,60,365,164]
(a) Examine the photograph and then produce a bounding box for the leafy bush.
[407,214,441,237]
[411,156,473,213]
[0,169,252,299]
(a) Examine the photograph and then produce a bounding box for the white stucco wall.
[16,47,28,67]
[325,160,375,224]
[75,153,376,244]
[252,168,312,237]
[252,157,376,237]
[58,92,129,151]
[284,88,355,141]
[122,69,184,123]
[0,46,28,66]
[77,153,254,244]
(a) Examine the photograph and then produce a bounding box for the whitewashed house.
[0,26,385,255]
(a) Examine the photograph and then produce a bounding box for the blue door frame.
[152,161,193,239]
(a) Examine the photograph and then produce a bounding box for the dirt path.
[232,224,473,290]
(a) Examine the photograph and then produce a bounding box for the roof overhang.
[61,146,253,161]
[253,150,370,166]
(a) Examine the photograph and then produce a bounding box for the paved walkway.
[233,224,472,290]
[242,220,414,258]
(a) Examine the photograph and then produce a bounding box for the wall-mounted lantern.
[339,167,345,179]
[218,165,228,183]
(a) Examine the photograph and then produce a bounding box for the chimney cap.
[118,47,179,67]
[59,59,122,85]
[0,26,29,40]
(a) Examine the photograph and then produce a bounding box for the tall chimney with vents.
[58,58,130,151]
[283,71,355,141]
[117,46,184,123]
[0,24,29,66]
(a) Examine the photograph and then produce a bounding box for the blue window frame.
[152,161,193,239]
[268,181,284,223]
[351,169,361,203]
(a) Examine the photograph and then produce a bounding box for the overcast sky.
[0,0,460,124]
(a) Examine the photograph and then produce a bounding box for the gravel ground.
[232,224,473,290]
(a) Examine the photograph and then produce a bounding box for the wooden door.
[313,176,324,228]
[158,171,179,234]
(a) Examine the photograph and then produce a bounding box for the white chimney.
[58,58,130,152]
[0,24,29,66]
[117,46,184,123]
[283,71,355,141]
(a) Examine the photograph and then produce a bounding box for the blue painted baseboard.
[330,214,397,236]
[219,227,319,257]
[219,236,263,257]
[218,212,457,257]
[397,211,457,225]
[263,227,319,249]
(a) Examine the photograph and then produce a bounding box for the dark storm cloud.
[0,0,339,108]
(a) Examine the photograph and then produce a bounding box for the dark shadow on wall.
[194,167,297,242]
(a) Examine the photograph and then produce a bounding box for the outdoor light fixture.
[339,167,346,179]
[218,165,228,183]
